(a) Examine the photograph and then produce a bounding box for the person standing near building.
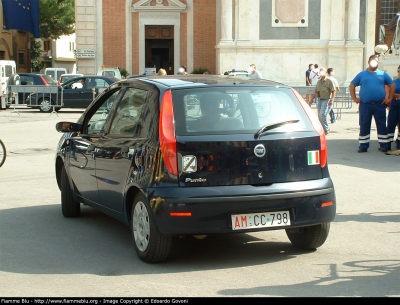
[177,65,187,75]
[158,68,167,75]
[327,68,340,123]
[308,64,320,105]
[349,54,395,153]
[309,67,336,135]
[309,64,320,86]
[305,64,314,106]
[248,64,262,79]
[387,65,400,151]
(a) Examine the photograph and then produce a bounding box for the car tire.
[60,165,80,217]
[131,194,172,263]
[285,223,330,250]
[38,98,54,113]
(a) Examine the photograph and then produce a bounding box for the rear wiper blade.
[254,120,300,140]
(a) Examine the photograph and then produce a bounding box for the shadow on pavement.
[0,204,309,275]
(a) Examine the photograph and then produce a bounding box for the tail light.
[291,88,327,168]
[40,76,50,87]
[159,90,178,176]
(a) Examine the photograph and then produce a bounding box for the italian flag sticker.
[308,150,320,165]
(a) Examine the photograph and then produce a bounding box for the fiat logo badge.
[254,144,266,158]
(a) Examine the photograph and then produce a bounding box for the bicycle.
[0,139,6,167]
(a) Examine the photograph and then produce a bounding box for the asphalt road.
[0,105,399,298]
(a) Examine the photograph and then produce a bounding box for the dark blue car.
[55,75,336,263]
[26,75,119,112]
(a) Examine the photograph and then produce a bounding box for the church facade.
[75,0,377,86]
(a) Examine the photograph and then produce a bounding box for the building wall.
[103,0,126,70]
[216,0,373,86]
[74,0,377,84]
[193,0,216,74]
[0,3,31,72]
[75,0,97,75]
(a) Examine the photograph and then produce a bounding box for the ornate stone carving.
[272,0,308,27]
[133,0,187,12]
[139,13,180,19]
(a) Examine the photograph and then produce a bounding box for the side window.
[5,65,13,77]
[97,79,108,87]
[108,88,148,135]
[86,89,121,135]
[21,76,34,85]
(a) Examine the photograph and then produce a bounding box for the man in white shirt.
[309,64,320,86]
[248,64,262,79]
[309,64,320,105]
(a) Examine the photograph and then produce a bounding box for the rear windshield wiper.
[254,120,299,140]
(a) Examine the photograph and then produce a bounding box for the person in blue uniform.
[349,54,395,153]
[387,65,400,151]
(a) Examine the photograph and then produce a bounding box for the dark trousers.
[387,100,400,149]
[358,102,389,150]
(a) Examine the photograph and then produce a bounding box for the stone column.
[236,0,250,44]
[220,0,233,43]
[347,0,361,42]
[329,0,345,44]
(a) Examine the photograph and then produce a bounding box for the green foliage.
[191,67,210,74]
[39,0,75,40]
[31,36,43,72]
[119,68,130,79]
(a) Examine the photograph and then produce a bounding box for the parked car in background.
[12,73,58,106]
[97,66,122,79]
[54,74,336,263]
[226,69,249,77]
[58,73,84,86]
[26,75,119,112]
[43,67,68,82]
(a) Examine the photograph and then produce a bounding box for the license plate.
[231,211,291,230]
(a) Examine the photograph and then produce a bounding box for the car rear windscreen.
[172,87,314,136]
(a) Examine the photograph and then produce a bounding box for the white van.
[44,67,68,81]
[0,60,17,109]
[97,67,122,79]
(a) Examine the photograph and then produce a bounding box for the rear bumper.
[146,178,336,235]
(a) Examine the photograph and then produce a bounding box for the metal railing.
[7,85,62,115]
[292,86,353,121]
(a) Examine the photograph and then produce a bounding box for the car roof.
[120,74,285,88]
[62,75,119,85]
[18,73,47,76]
[60,73,84,77]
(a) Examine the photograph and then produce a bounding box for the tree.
[39,0,75,40]
[30,36,43,72]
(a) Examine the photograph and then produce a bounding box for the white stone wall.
[75,0,99,75]
[216,0,375,86]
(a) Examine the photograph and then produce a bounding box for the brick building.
[0,0,31,73]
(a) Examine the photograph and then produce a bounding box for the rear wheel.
[285,223,330,250]
[0,139,6,167]
[131,194,172,263]
[60,166,80,217]
[38,98,54,113]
